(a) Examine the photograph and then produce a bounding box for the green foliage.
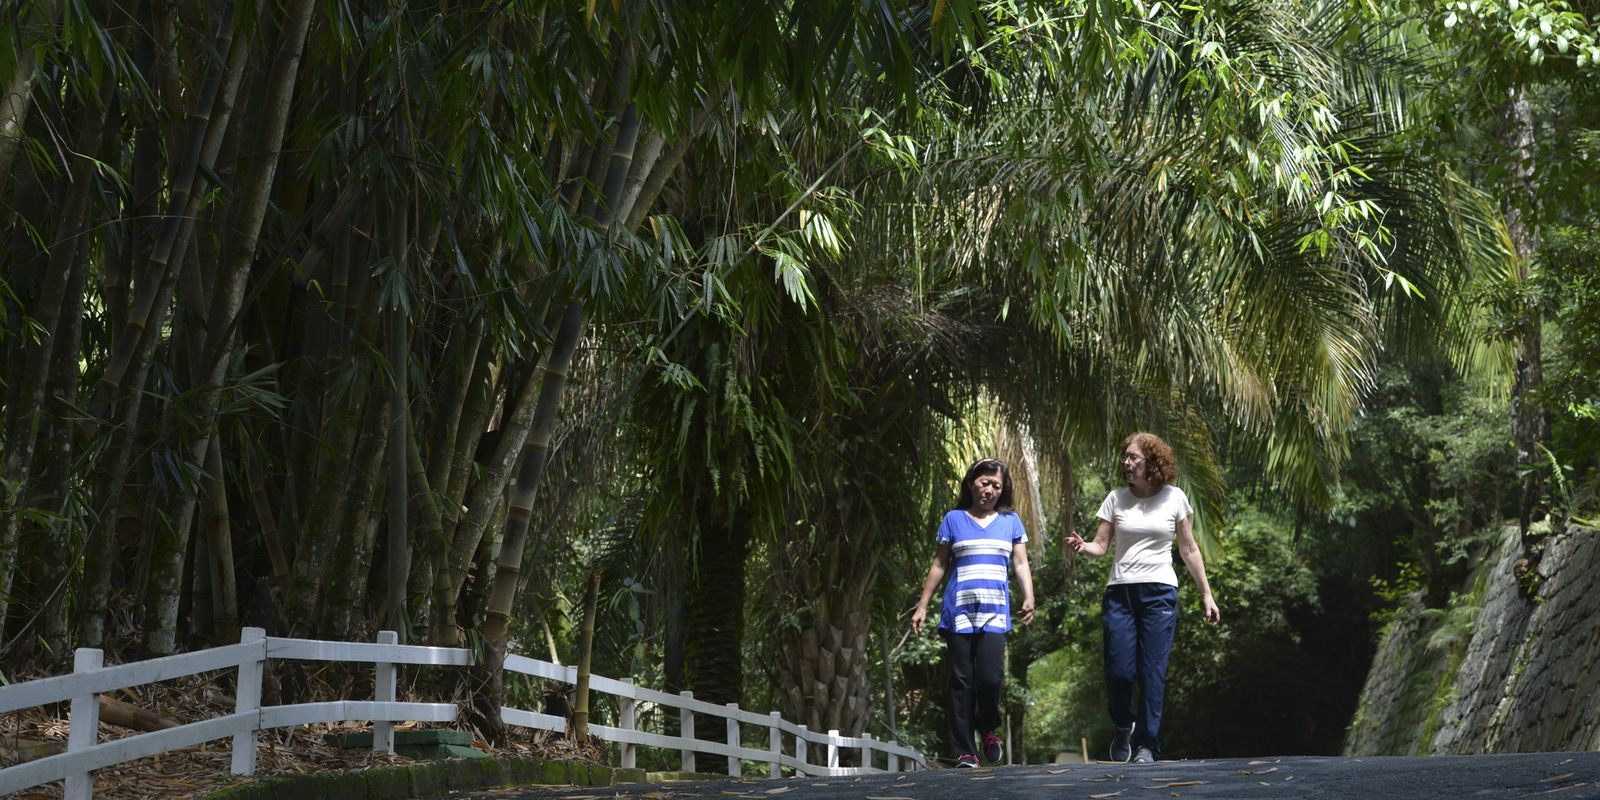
[1323,362,1515,608]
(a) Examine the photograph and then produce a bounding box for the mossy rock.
[363,767,412,798]
[566,760,591,784]
[611,767,648,784]
[316,770,373,800]
[198,776,291,800]
[501,757,544,785]
[408,762,448,797]
[444,755,505,789]
[539,758,572,784]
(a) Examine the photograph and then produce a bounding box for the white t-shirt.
[1096,484,1192,587]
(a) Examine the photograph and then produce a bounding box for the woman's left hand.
[1019,598,1035,625]
[1201,593,1221,625]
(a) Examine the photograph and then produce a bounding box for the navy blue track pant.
[1102,582,1178,757]
[941,629,1005,759]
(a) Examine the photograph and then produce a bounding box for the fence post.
[827,729,840,770]
[679,691,695,773]
[794,724,808,775]
[619,678,636,770]
[63,647,103,800]
[725,702,741,776]
[232,627,267,776]
[887,743,899,773]
[768,711,782,777]
[861,732,874,771]
[374,630,398,754]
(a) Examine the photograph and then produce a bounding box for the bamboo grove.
[0,0,1562,749]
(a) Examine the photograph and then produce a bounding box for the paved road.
[459,752,1600,800]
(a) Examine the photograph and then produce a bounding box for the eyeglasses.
[1120,453,1145,464]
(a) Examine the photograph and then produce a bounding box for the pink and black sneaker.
[980,731,1003,763]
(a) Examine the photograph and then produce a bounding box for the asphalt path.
[458,752,1600,800]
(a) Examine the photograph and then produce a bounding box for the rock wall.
[1346,524,1600,755]
[1342,594,1457,755]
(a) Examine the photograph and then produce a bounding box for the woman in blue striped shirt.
[911,458,1036,768]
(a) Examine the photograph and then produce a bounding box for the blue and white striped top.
[936,510,1027,634]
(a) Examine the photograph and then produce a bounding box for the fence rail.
[0,628,925,798]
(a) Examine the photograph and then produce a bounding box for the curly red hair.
[1121,432,1177,487]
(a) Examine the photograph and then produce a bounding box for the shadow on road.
[457,752,1600,800]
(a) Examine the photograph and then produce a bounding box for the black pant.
[942,629,1006,758]
[1102,583,1178,758]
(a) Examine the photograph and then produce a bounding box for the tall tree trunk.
[684,500,751,711]
[777,519,875,757]
[1503,83,1548,593]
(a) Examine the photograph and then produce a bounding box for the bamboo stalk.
[203,437,240,643]
[385,161,411,641]
[142,0,322,654]
[471,299,586,742]
[573,568,601,740]
[0,82,109,631]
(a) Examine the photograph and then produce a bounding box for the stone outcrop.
[1346,524,1600,755]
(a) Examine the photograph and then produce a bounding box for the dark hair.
[1121,432,1178,487]
[955,458,1016,513]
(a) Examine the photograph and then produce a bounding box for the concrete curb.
[197,757,662,800]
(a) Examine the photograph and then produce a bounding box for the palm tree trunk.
[684,502,752,711]
[779,529,875,749]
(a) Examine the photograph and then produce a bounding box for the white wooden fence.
[0,627,926,798]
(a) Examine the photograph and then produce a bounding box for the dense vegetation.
[2,0,1597,763]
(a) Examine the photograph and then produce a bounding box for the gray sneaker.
[1133,746,1156,764]
[1109,726,1133,762]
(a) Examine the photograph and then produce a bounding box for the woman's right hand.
[1064,530,1086,553]
[910,606,927,635]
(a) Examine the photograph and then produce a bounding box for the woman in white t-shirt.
[1066,432,1219,764]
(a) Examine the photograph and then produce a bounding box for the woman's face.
[1121,443,1147,486]
[970,471,1004,512]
